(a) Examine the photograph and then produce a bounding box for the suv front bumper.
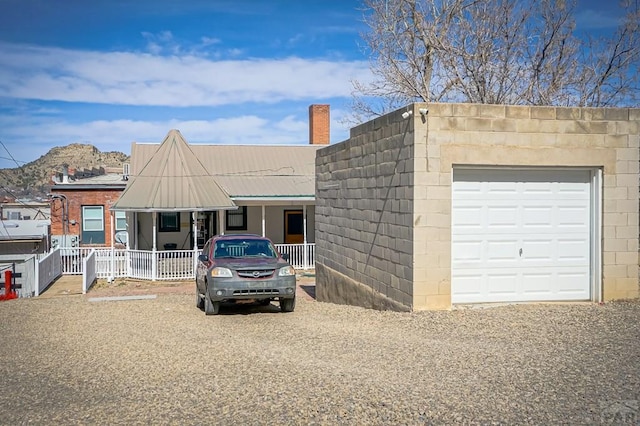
[206,275,296,302]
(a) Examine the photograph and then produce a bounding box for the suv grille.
[233,289,280,295]
[237,269,275,279]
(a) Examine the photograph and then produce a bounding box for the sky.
[0,0,629,170]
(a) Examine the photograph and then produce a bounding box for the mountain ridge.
[0,143,130,199]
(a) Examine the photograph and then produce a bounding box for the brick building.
[49,168,128,247]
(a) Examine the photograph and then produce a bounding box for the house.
[0,199,50,255]
[0,220,49,255]
[49,166,128,248]
[1,200,50,220]
[111,104,330,269]
[315,103,639,311]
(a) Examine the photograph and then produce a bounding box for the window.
[159,212,180,232]
[8,211,20,220]
[83,206,104,231]
[82,206,105,244]
[226,206,247,231]
[115,211,127,231]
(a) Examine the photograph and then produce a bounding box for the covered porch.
[109,129,318,280]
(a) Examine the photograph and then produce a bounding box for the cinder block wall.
[416,103,639,307]
[315,110,415,311]
[317,103,638,311]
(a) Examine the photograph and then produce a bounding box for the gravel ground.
[0,285,639,425]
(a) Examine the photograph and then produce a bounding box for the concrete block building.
[315,103,639,311]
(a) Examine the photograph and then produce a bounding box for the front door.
[194,212,218,249]
[284,210,304,244]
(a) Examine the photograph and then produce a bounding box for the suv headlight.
[211,267,233,278]
[278,266,295,276]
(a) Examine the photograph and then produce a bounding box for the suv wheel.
[204,293,220,315]
[196,283,204,310]
[280,296,296,313]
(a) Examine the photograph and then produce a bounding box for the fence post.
[34,255,40,297]
[303,243,308,270]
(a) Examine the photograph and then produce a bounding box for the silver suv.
[195,234,296,315]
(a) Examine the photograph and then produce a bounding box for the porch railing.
[275,243,315,271]
[36,249,62,297]
[59,243,315,281]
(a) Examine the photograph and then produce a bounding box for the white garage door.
[451,168,592,304]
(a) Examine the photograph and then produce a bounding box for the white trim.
[591,168,603,303]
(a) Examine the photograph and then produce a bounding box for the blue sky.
[0,0,627,169]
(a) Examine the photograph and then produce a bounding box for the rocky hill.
[0,143,130,199]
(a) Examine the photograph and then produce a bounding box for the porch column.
[219,210,225,235]
[303,204,308,270]
[133,212,138,250]
[110,211,115,281]
[192,211,198,277]
[261,205,266,237]
[152,211,157,281]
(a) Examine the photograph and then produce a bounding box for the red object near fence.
[0,270,17,301]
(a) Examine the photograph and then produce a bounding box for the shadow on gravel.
[200,302,284,316]
[300,285,316,300]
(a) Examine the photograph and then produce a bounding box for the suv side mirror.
[198,254,209,262]
[281,253,290,261]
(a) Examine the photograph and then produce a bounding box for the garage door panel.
[453,268,590,303]
[451,205,483,230]
[486,273,519,296]
[522,205,553,230]
[557,205,590,230]
[520,239,554,262]
[452,273,486,301]
[557,238,590,264]
[556,272,590,297]
[520,272,554,296]
[451,239,483,266]
[452,168,592,304]
[487,206,518,229]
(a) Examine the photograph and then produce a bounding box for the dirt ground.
[85,272,316,300]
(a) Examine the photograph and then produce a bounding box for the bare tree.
[351,0,640,119]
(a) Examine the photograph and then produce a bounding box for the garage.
[451,168,599,304]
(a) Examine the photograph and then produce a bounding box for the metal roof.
[112,130,236,212]
[126,134,320,203]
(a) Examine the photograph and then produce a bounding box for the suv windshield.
[213,239,277,259]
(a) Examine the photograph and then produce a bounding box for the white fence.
[0,251,63,298]
[275,243,315,271]
[36,249,62,297]
[0,244,315,297]
[83,250,97,294]
[58,244,315,281]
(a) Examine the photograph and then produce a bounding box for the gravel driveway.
[0,286,638,425]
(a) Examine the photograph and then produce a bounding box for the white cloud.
[0,42,372,107]
[0,111,353,168]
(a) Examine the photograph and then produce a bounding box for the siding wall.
[136,205,316,250]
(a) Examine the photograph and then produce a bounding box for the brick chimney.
[309,104,330,145]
